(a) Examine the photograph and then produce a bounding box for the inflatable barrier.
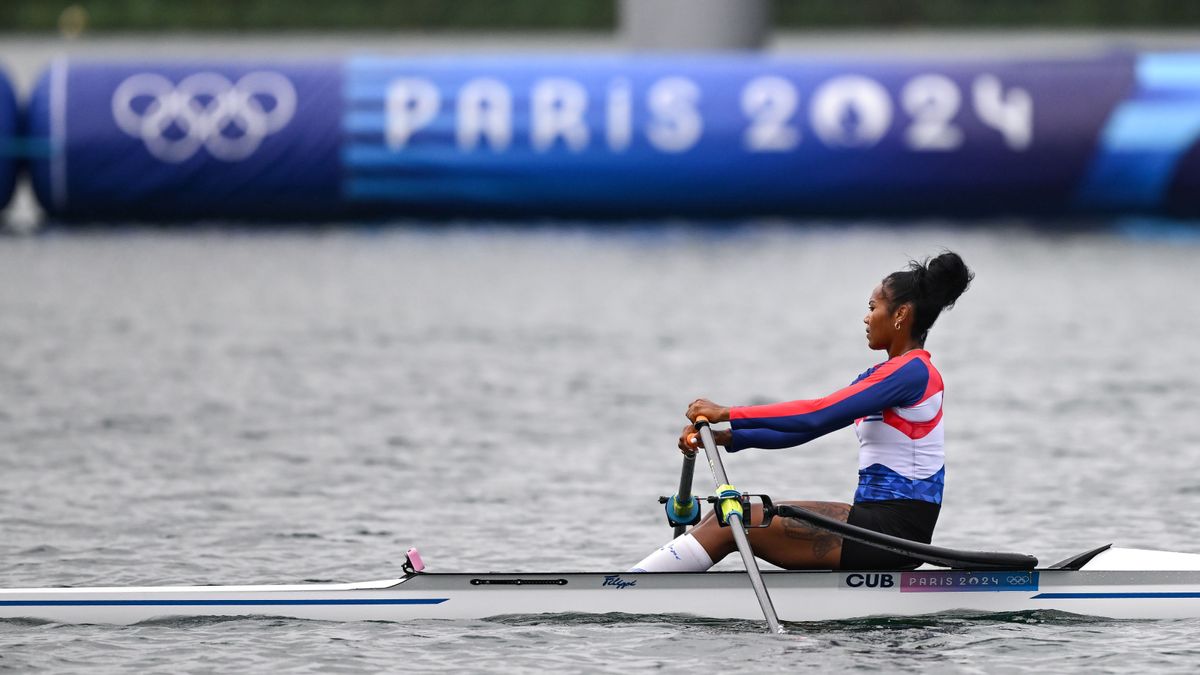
[0,69,16,211]
[27,59,341,220]
[22,52,1200,220]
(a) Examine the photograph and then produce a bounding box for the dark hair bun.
[885,250,973,343]
[922,251,973,310]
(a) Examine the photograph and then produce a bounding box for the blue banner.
[1076,53,1200,214]
[344,54,1132,217]
[0,70,16,210]
[28,60,342,220]
[22,52,1200,219]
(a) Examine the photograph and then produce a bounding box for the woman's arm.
[728,356,931,452]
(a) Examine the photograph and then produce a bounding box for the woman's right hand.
[685,398,730,424]
[677,425,732,454]
[678,425,700,454]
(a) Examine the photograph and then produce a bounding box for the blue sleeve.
[728,358,930,452]
[727,428,816,452]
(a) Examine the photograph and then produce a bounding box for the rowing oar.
[690,416,784,634]
[664,445,700,537]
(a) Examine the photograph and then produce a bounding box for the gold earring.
[894,322,900,329]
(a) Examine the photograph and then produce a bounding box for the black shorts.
[838,500,940,570]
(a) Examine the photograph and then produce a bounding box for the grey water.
[1,222,1199,672]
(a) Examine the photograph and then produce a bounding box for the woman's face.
[864,284,896,351]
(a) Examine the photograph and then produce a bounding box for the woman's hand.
[677,425,732,454]
[678,399,732,454]
[678,424,700,454]
[686,398,730,424]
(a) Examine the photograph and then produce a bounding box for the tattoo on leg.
[812,533,840,558]
[782,518,817,539]
[781,503,851,559]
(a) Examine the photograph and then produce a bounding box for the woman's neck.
[888,340,924,359]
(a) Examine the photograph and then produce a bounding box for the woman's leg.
[690,500,852,570]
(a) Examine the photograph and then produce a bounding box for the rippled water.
[1,222,1199,672]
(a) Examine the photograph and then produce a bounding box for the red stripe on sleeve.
[730,351,926,421]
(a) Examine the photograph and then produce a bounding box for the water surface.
[1,223,1198,672]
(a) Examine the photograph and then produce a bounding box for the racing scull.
[5,545,1200,625]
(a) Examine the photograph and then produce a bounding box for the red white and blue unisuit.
[727,349,945,504]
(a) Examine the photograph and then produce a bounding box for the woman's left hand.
[686,398,731,424]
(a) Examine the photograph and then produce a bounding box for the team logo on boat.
[842,573,896,589]
[899,571,1040,592]
[111,71,297,163]
[602,575,637,589]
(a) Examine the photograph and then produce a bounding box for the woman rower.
[631,251,974,572]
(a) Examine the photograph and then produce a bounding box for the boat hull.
[5,567,1200,625]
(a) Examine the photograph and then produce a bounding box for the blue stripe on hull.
[1034,592,1200,599]
[0,598,448,607]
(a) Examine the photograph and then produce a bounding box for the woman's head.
[864,251,974,350]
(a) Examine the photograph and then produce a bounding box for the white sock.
[628,533,714,573]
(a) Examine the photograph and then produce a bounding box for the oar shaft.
[673,452,697,537]
[696,423,731,485]
[694,419,783,634]
[727,514,780,629]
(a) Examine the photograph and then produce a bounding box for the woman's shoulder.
[879,349,934,370]
[889,349,938,371]
[852,350,933,384]
[876,350,941,386]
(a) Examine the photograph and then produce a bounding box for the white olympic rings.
[111,71,297,163]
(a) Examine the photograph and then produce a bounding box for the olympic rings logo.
[111,71,297,163]
[1006,575,1030,585]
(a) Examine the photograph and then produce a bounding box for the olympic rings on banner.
[111,71,297,163]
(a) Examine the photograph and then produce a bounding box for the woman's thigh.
[691,500,851,570]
